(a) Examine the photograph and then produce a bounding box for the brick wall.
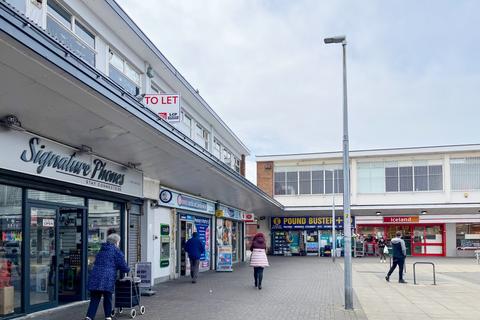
[257,161,274,196]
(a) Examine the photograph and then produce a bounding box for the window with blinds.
[451,157,480,190]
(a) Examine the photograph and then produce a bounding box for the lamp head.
[324,35,346,44]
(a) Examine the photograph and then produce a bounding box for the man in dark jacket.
[185,232,205,283]
[386,231,407,283]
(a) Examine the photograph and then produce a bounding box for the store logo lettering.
[20,137,125,186]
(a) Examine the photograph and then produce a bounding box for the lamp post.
[324,35,353,310]
[332,170,336,263]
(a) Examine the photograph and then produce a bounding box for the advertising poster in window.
[194,217,210,270]
[144,94,180,123]
[216,245,233,272]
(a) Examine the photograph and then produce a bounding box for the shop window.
[87,200,121,270]
[27,189,84,206]
[357,226,385,239]
[0,184,22,315]
[456,223,480,249]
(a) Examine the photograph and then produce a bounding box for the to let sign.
[144,94,180,123]
[383,216,419,223]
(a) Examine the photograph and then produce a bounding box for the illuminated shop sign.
[271,216,355,230]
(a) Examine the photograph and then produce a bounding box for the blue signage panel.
[159,188,215,215]
[271,216,355,230]
[217,205,243,221]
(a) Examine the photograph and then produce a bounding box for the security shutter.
[128,205,142,268]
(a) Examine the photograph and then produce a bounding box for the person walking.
[385,231,407,283]
[185,232,205,283]
[250,233,269,290]
[377,236,388,263]
[85,233,130,320]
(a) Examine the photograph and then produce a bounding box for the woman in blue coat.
[85,233,130,320]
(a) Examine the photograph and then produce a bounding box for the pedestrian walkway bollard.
[413,262,436,285]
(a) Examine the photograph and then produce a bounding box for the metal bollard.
[413,262,436,285]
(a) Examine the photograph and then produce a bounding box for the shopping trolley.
[111,273,145,318]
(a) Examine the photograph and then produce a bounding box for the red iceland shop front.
[356,216,445,257]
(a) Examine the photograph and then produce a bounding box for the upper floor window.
[213,139,221,159]
[109,49,140,96]
[358,160,443,193]
[223,148,232,166]
[151,82,164,94]
[274,166,343,196]
[451,157,480,190]
[195,124,209,150]
[181,111,192,137]
[234,157,241,173]
[46,0,95,66]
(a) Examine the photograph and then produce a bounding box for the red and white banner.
[144,94,180,123]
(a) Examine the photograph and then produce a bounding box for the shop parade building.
[0,0,281,317]
[256,146,480,258]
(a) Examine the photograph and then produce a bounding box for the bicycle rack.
[413,262,436,285]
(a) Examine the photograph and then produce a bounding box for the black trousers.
[387,257,405,280]
[86,290,112,319]
[253,267,264,286]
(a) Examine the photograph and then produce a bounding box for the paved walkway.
[21,257,480,320]
[22,257,366,320]
[352,257,480,320]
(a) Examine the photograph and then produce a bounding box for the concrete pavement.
[351,257,480,320]
[20,256,480,320]
[22,257,366,320]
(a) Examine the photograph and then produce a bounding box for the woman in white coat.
[250,233,269,290]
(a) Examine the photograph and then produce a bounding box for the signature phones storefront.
[0,130,143,318]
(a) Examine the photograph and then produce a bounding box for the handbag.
[383,246,389,254]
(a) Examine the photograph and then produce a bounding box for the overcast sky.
[117,0,480,183]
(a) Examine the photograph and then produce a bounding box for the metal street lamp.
[324,35,353,310]
[332,170,336,263]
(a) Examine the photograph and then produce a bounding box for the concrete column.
[444,154,451,203]
[445,223,457,257]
